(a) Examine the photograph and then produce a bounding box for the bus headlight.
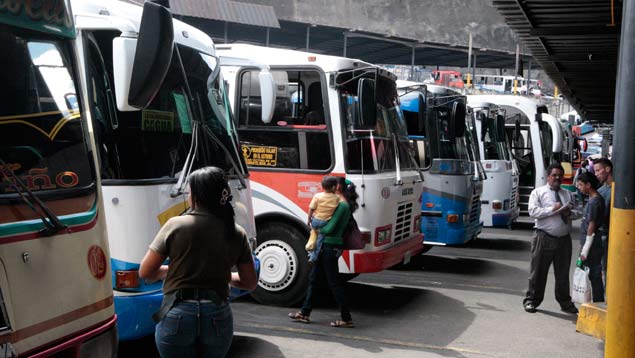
[374,225,392,246]
[447,214,459,223]
[492,200,503,210]
[115,270,140,289]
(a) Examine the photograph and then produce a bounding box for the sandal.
[288,311,310,323]
[330,319,354,328]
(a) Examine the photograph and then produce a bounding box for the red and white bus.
[219,44,425,306]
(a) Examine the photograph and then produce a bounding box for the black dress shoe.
[561,305,579,314]
[524,303,537,313]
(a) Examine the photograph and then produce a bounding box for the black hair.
[593,158,613,170]
[576,171,600,190]
[335,177,359,213]
[321,176,338,192]
[188,167,235,240]
[547,163,565,176]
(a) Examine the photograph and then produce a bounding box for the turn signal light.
[492,200,503,210]
[115,270,140,289]
[447,214,459,223]
[425,202,435,208]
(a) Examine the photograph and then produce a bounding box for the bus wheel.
[251,223,309,307]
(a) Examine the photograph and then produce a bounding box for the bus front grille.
[394,202,413,243]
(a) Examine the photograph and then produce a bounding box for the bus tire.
[251,222,310,307]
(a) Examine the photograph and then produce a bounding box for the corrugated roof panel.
[171,0,280,28]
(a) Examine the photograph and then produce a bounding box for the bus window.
[0,31,94,204]
[236,69,332,171]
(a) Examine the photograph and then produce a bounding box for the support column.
[224,22,228,44]
[343,33,348,57]
[266,28,270,47]
[606,0,635,356]
[514,43,520,94]
[472,53,477,91]
[306,25,311,52]
[467,33,473,88]
[410,46,416,80]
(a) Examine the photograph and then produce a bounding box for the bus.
[0,0,117,355]
[467,99,520,228]
[432,70,464,89]
[399,82,484,248]
[218,44,425,306]
[469,96,563,215]
[71,0,265,340]
[471,74,542,96]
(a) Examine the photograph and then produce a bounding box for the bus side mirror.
[479,112,488,141]
[116,1,174,110]
[417,93,426,133]
[258,70,276,123]
[358,78,377,129]
[450,102,466,138]
[496,114,506,140]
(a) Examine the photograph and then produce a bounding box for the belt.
[536,229,569,239]
[175,288,225,305]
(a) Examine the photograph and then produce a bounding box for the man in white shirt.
[523,163,582,314]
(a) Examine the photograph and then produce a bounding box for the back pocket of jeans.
[212,315,233,338]
[160,313,181,337]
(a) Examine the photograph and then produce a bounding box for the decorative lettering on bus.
[242,145,278,167]
[141,110,174,133]
[0,165,79,192]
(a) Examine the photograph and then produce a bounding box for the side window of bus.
[237,69,332,171]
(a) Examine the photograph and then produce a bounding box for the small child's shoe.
[305,229,318,251]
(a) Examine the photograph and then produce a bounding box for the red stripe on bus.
[0,296,114,345]
[0,213,99,245]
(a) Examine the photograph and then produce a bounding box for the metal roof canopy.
[493,0,622,123]
[177,15,533,70]
[171,0,280,28]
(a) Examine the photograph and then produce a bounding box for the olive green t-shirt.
[149,210,253,299]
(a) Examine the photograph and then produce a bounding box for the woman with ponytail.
[140,167,257,357]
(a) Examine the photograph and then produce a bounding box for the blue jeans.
[308,218,329,262]
[581,236,605,302]
[155,301,233,357]
[301,243,351,322]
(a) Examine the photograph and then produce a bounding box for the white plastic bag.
[572,267,592,304]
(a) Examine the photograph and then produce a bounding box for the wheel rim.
[254,239,298,291]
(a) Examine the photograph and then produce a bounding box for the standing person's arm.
[320,202,349,235]
[580,199,603,260]
[139,219,174,281]
[230,233,257,290]
[528,189,559,219]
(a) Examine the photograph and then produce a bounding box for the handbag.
[571,266,592,304]
[343,218,364,250]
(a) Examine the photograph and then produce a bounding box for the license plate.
[403,250,412,265]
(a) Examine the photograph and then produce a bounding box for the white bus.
[469,96,563,215]
[467,99,520,227]
[472,74,542,96]
[0,0,117,355]
[71,0,267,340]
[219,44,425,306]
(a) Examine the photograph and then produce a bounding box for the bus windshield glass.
[338,70,417,173]
[483,116,511,161]
[426,95,471,162]
[0,26,93,200]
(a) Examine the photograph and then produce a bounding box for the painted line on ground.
[236,322,497,357]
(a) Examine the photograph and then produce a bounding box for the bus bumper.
[351,234,424,272]
[114,290,163,341]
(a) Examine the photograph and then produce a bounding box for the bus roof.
[72,0,216,56]
[216,43,392,76]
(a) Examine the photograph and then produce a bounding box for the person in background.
[575,172,605,302]
[593,158,613,284]
[139,167,257,358]
[573,160,589,203]
[523,163,582,314]
[290,177,359,328]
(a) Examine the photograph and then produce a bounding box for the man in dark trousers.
[593,158,613,283]
[523,163,582,314]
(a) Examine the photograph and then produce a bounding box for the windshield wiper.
[0,157,67,236]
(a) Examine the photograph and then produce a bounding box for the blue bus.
[398,83,484,250]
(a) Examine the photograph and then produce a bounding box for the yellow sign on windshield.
[242,145,277,167]
[142,110,174,132]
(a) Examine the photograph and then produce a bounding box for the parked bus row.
[0,0,582,353]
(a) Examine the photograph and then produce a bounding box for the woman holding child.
[289,176,358,328]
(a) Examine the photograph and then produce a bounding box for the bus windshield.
[0,26,93,200]
[483,116,511,161]
[426,96,471,162]
[338,72,417,173]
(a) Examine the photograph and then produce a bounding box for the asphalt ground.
[119,218,604,357]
